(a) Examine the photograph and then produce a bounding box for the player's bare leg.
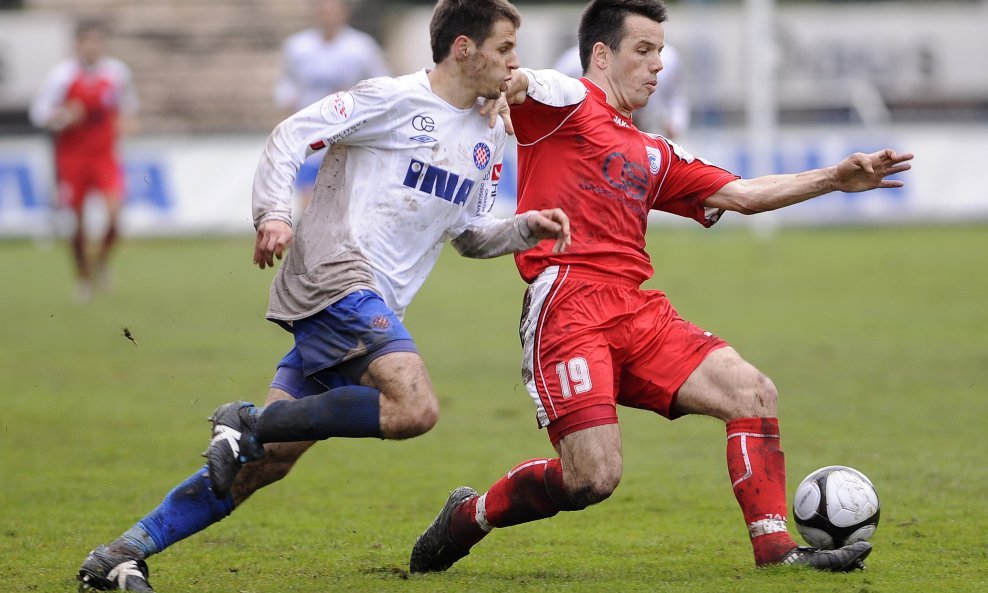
[231,388,315,505]
[675,346,871,571]
[70,204,93,303]
[410,424,621,573]
[205,351,439,498]
[94,193,123,292]
[364,352,439,439]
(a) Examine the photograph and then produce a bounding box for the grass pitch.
[1,225,986,592]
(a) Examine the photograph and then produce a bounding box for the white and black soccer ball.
[792,465,880,550]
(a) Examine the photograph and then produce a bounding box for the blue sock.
[114,467,234,558]
[256,385,382,441]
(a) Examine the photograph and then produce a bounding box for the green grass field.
[2,225,986,592]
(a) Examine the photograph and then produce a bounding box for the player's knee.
[567,475,619,509]
[565,465,621,509]
[746,373,778,416]
[389,396,439,439]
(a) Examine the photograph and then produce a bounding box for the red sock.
[726,417,797,565]
[449,458,568,549]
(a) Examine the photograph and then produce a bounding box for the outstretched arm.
[451,208,571,259]
[705,149,914,215]
[524,208,571,253]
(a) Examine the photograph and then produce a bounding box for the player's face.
[469,19,520,100]
[608,15,664,115]
[76,30,106,65]
[317,0,348,33]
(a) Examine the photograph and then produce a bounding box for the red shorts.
[520,266,728,445]
[56,153,125,210]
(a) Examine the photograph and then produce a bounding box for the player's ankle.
[449,497,488,550]
[752,533,798,566]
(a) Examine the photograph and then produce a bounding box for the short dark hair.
[577,0,668,73]
[429,0,522,64]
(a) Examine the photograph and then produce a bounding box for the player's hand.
[253,219,293,269]
[526,208,571,254]
[50,100,85,131]
[835,149,914,193]
[504,70,529,104]
[481,93,514,136]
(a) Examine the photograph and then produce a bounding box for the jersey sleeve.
[511,68,587,146]
[112,59,139,116]
[252,77,399,228]
[651,138,739,227]
[29,62,73,129]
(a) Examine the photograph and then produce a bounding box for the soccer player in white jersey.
[76,2,569,591]
[274,0,391,206]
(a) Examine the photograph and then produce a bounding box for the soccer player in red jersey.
[410,0,912,574]
[30,20,138,302]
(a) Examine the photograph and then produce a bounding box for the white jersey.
[274,26,390,111]
[254,69,537,322]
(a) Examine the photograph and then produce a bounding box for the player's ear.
[591,42,609,70]
[452,35,473,61]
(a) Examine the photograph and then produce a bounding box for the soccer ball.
[792,465,880,549]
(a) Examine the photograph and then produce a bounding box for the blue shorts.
[271,290,418,399]
[295,154,321,190]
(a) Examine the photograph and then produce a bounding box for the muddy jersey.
[254,69,533,322]
[511,69,739,286]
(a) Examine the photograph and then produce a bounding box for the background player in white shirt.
[77,2,569,591]
[274,0,391,207]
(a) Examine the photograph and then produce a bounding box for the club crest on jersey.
[402,159,476,206]
[645,146,662,174]
[473,142,492,170]
[321,91,355,123]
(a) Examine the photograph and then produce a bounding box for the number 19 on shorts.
[555,357,592,399]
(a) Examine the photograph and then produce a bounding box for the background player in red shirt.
[30,20,139,302]
[410,0,912,574]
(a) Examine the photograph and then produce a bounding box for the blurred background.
[1,0,987,237]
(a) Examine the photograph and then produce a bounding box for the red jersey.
[30,57,138,163]
[512,71,738,285]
